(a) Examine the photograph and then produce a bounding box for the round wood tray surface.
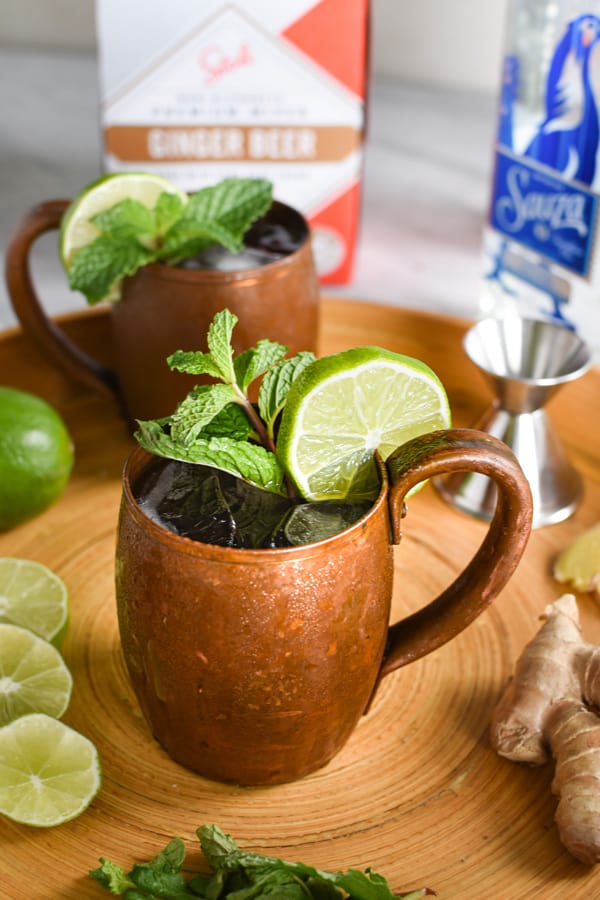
[1,298,599,899]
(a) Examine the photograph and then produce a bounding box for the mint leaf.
[206,309,238,383]
[161,220,243,263]
[234,340,288,392]
[170,384,238,445]
[197,823,239,870]
[91,192,187,252]
[161,178,272,264]
[259,351,316,436]
[128,866,192,898]
[167,349,223,380]
[90,858,137,893]
[155,191,187,233]
[91,838,194,898]
[135,421,286,494]
[295,864,403,900]
[67,235,154,304]
[201,403,252,441]
[185,177,272,238]
[167,308,244,387]
[92,198,158,245]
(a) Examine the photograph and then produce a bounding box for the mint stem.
[233,390,274,454]
[234,388,296,499]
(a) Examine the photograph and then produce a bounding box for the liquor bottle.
[479,0,600,358]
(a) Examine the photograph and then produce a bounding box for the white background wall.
[0,0,508,94]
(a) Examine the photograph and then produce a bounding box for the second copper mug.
[116,429,533,786]
[5,198,320,422]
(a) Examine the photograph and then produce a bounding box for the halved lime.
[0,624,72,725]
[0,558,69,647]
[0,713,101,826]
[59,171,187,302]
[277,346,451,501]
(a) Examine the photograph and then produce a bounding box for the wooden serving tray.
[1,298,599,898]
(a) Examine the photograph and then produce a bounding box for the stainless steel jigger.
[434,316,591,528]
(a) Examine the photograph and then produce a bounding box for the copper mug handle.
[380,428,532,679]
[4,200,120,401]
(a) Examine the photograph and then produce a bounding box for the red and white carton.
[95,1,369,283]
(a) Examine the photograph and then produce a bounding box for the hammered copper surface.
[116,430,531,786]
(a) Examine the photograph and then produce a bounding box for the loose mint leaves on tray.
[90,823,435,899]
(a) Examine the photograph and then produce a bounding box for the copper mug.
[116,429,533,786]
[5,199,320,422]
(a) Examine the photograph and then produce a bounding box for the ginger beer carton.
[95,0,369,283]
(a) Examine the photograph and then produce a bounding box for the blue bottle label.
[490,149,598,278]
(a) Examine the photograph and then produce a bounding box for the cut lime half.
[0,558,69,647]
[0,624,72,725]
[277,346,451,501]
[0,713,101,827]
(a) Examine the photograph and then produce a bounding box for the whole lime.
[0,387,74,530]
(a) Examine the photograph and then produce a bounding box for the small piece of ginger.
[554,522,600,594]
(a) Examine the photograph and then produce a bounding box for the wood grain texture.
[0,298,599,898]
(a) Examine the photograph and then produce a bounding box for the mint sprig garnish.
[161,177,273,263]
[67,178,273,304]
[91,823,434,898]
[134,309,315,495]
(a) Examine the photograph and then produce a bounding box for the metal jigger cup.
[434,316,591,528]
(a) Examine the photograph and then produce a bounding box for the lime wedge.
[59,171,186,267]
[0,624,72,725]
[59,171,187,301]
[0,713,101,827]
[277,346,451,501]
[0,558,69,647]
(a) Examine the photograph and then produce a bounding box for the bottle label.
[481,13,600,356]
[490,148,598,278]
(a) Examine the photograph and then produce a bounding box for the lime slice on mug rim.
[59,171,187,302]
[277,346,451,502]
[59,171,187,267]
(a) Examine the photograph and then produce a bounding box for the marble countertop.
[0,47,497,332]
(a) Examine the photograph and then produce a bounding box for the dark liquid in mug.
[178,218,305,272]
[134,459,371,549]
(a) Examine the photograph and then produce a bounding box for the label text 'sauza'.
[495,165,588,237]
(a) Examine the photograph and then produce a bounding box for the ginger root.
[490,594,600,865]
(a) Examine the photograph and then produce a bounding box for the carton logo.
[198,41,253,86]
